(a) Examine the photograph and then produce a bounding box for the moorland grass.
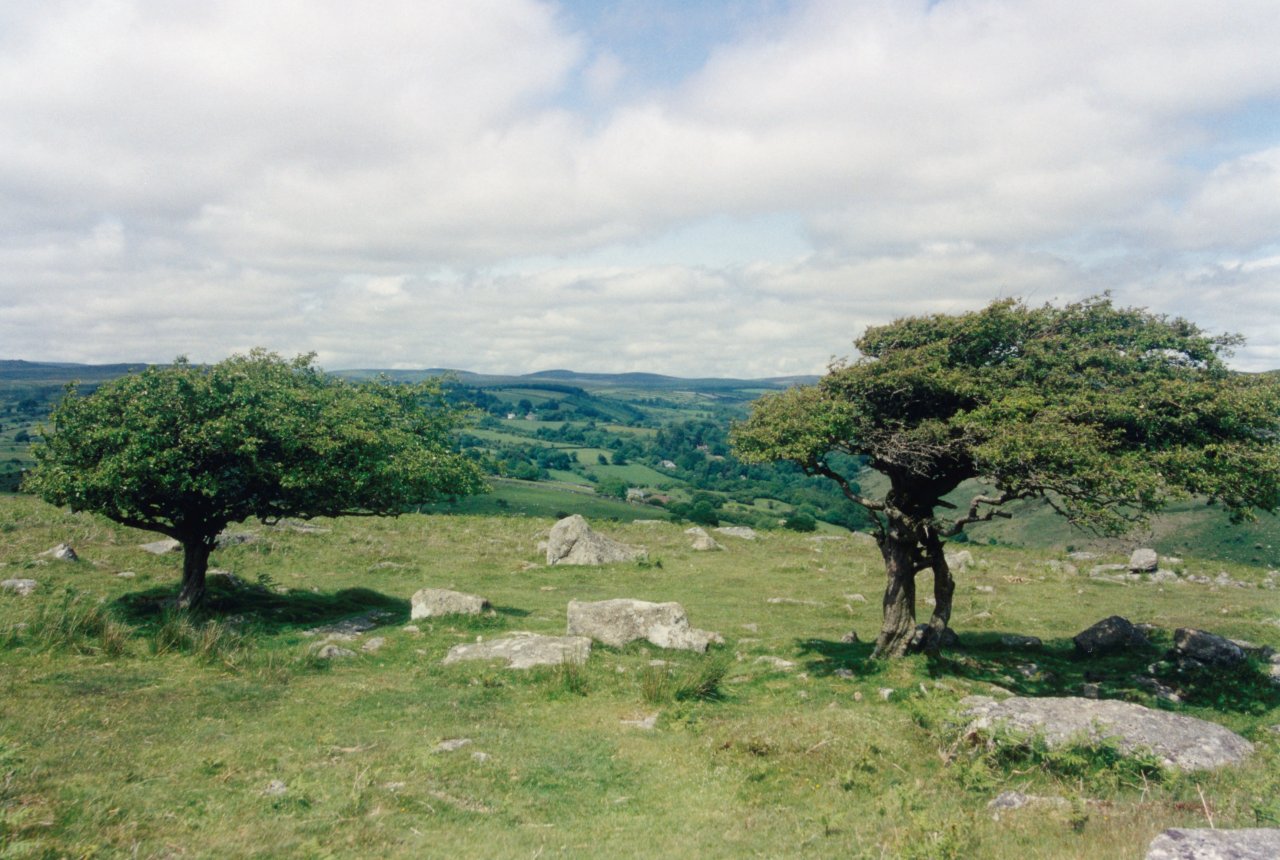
[1,494,1278,858]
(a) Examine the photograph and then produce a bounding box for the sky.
[1,0,1278,377]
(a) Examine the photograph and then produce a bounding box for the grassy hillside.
[2,496,1278,858]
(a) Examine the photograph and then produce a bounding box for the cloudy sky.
[2,0,1278,376]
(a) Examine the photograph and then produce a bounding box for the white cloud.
[0,0,1278,374]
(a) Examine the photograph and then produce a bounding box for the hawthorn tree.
[25,351,485,608]
[732,297,1280,658]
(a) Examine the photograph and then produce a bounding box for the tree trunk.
[175,537,213,609]
[872,522,920,658]
[916,529,954,655]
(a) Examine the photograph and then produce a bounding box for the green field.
[2,495,1278,858]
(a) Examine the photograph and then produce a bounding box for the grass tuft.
[21,589,132,656]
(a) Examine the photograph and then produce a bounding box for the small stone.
[1,578,38,596]
[315,644,356,660]
[262,780,288,798]
[361,637,386,653]
[840,631,860,644]
[834,668,855,679]
[741,623,759,633]
[845,593,867,603]
[878,688,894,701]
[140,538,181,555]
[853,691,863,702]
[40,543,78,562]
[755,656,796,670]
[1000,634,1042,649]
[116,571,137,579]
[410,588,491,619]
[620,714,659,730]
[402,625,421,634]
[974,585,995,594]
[435,738,472,753]
[471,752,491,763]
[766,597,821,606]
[1081,682,1102,699]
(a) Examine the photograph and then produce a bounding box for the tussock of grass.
[15,589,133,656]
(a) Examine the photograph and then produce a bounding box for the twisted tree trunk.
[175,536,215,610]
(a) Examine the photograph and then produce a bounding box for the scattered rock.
[1067,551,1099,561]
[834,668,855,679]
[314,644,356,660]
[1073,616,1149,657]
[1045,560,1079,576]
[207,569,244,589]
[40,543,78,562]
[262,780,288,798]
[974,585,995,594]
[1145,828,1280,859]
[1148,569,1179,583]
[755,656,796,670]
[303,611,393,638]
[1172,628,1248,669]
[402,625,421,635]
[1129,548,1159,572]
[961,695,1254,771]
[1,578,38,596]
[766,597,821,606]
[271,519,330,534]
[140,538,181,555]
[361,637,386,654]
[1000,634,1042,649]
[1132,676,1182,703]
[946,550,974,571]
[845,593,867,603]
[545,515,647,565]
[620,714,659,730]
[567,599,723,653]
[410,588,491,619]
[987,790,1069,820]
[116,571,136,579]
[878,688,894,701]
[442,632,591,669]
[434,738,472,753]
[1080,682,1102,699]
[714,527,757,540]
[740,623,759,633]
[216,531,257,548]
[471,751,491,763]
[685,527,723,551]
[840,631,860,644]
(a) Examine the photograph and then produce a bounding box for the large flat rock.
[1146,828,1280,859]
[961,696,1253,771]
[442,633,591,669]
[567,598,723,653]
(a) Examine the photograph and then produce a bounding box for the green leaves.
[24,351,485,543]
[733,296,1280,534]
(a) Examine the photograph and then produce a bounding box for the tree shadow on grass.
[113,580,410,635]
[925,630,1280,714]
[795,637,879,677]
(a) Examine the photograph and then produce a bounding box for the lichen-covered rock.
[1145,828,1280,859]
[140,538,181,555]
[961,695,1253,771]
[1129,547,1159,572]
[567,599,723,653]
[545,515,646,565]
[442,632,591,669]
[1173,627,1248,668]
[1073,615,1149,657]
[410,588,491,619]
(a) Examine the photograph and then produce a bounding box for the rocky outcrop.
[714,527,757,540]
[961,695,1253,771]
[140,538,181,555]
[545,515,646,565]
[442,632,591,669]
[567,599,723,653]
[1073,615,1149,657]
[410,588,491,619]
[1145,828,1280,859]
[1,578,38,596]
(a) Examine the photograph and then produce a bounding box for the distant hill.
[331,367,819,393]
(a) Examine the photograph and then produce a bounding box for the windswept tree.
[25,351,486,608]
[733,297,1280,658]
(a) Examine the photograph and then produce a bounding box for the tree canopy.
[25,350,486,607]
[733,297,1280,657]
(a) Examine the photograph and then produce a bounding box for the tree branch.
[941,489,1032,536]
[812,461,885,512]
